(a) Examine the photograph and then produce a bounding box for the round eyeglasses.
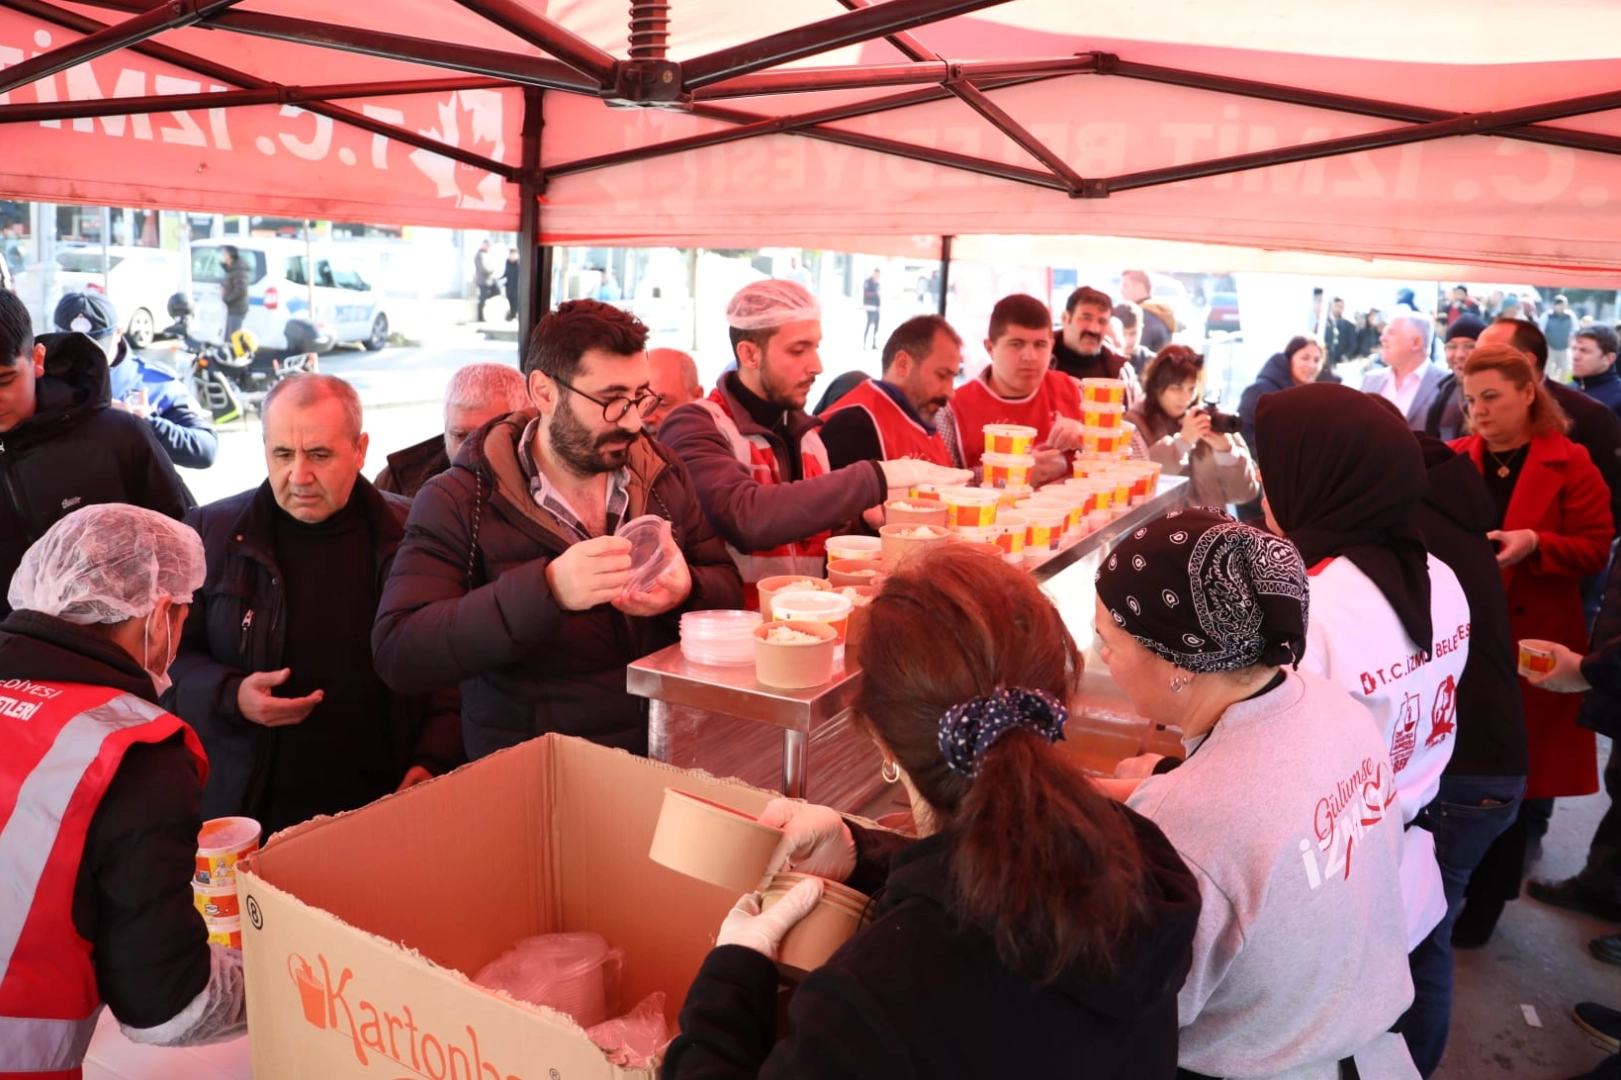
[551,375,664,423]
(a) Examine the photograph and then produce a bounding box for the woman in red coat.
[1449,343,1614,943]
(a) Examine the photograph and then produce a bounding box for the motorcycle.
[160,295,318,422]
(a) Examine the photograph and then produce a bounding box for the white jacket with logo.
[1299,554,1471,949]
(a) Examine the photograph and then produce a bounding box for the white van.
[189,238,390,352]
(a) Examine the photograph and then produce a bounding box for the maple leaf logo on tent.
[410,90,508,212]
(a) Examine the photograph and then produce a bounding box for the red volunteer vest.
[0,681,207,1080]
[947,368,1083,470]
[698,390,832,607]
[822,379,951,467]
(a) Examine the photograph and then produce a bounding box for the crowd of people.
[5,264,1621,1078]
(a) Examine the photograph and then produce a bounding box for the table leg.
[782,729,808,798]
[647,699,670,762]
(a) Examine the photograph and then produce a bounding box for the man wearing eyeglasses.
[373,300,743,761]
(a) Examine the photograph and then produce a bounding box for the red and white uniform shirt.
[821,379,951,467]
[943,368,1083,471]
[0,682,206,1080]
[696,391,831,601]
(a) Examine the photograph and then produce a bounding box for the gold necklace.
[1486,443,1529,478]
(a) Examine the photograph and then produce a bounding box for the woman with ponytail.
[1094,508,1419,1080]
[665,545,1201,1079]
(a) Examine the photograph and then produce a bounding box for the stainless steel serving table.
[627,477,1191,810]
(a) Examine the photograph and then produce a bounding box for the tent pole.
[0,0,246,97]
[937,236,953,319]
[518,87,546,366]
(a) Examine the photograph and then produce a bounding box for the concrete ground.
[1439,741,1619,1080]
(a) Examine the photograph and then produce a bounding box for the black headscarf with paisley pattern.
[1095,507,1309,675]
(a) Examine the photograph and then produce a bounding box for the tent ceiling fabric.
[2,0,1620,280]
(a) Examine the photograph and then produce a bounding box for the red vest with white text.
[822,379,951,467]
[698,391,831,605]
[947,368,1083,470]
[0,681,207,1080]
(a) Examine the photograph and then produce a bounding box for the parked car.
[189,238,390,353]
[14,244,185,348]
[1205,291,1241,334]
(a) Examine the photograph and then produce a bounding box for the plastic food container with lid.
[982,423,1037,456]
[195,817,260,887]
[1080,377,1127,405]
[771,589,855,645]
[980,452,1035,490]
[1080,403,1125,430]
[1080,426,1128,458]
[938,487,999,528]
[1015,502,1068,551]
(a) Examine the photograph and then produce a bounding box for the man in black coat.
[374,361,529,500]
[167,375,461,833]
[1051,286,1144,405]
[373,300,744,760]
[0,291,191,618]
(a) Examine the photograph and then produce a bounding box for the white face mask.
[142,606,179,697]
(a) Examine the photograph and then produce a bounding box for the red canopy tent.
[3,0,1621,332]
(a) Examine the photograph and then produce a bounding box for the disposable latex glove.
[878,458,972,492]
[760,798,856,880]
[1524,641,1592,693]
[1113,752,1166,780]
[1044,415,1086,452]
[716,879,823,960]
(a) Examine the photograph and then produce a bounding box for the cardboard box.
[236,735,777,1079]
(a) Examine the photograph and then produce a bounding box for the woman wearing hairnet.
[0,504,247,1074]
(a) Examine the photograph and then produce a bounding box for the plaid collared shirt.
[517,416,631,542]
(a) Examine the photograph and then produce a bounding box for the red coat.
[1451,433,1615,798]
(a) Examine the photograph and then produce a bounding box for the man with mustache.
[169,376,462,830]
[659,281,968,605]
[818,314,963,471]
[372,300,743,760]
[1052,285,1144,407]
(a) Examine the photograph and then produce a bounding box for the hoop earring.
[1169,672,1193,694]
[881,759,902,784]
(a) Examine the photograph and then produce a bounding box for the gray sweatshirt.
[1128,669,1419,1080]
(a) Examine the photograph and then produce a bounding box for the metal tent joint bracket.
[1086,51,1120,75]
[610,59,687,106]
[1075,178,1110,198]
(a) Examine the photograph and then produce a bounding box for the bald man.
[647,347,703,430]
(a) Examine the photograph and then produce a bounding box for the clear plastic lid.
[615,514,674,596]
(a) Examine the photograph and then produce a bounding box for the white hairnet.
[725,279,821,331]
[8,505,206,625]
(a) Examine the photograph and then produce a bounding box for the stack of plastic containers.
[679,609,763,666]
[194,816,260,948]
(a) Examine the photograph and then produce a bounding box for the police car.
[189,238,390,353]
